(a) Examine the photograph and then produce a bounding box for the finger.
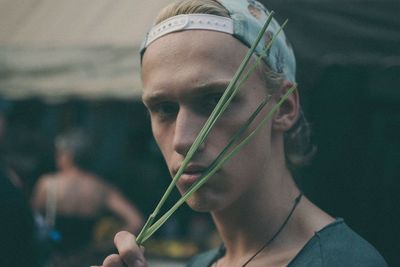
[114,231,148,267]
[102,254,125,267]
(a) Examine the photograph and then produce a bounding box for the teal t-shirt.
[187,218,387,267]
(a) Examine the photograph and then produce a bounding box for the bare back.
[33,170,108,218]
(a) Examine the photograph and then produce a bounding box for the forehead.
[141,30,252,99]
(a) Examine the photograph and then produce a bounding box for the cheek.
[216,118,270,185]
[230,130,269,172]
[151,121,174,165]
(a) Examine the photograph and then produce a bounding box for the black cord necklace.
[214,193,303,267]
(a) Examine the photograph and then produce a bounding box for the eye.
[149,102,179,120]
[203,93,223,110]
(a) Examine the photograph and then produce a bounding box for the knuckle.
[119,246,132,259]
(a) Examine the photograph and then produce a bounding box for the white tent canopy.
[0,0,172,101]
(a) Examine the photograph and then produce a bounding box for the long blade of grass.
[136,11,275,244]
[231,19,288,101]
[139,96,269,243]
[193,12,276,146]
[138,15,291,244]
[141,96,271,242]
[209,18,288,134]
[141,84,297,242]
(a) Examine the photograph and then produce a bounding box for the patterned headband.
[140,0,296,82]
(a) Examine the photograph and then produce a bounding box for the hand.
[92,231,148,267]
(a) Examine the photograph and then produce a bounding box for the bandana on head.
[140,0,296,82]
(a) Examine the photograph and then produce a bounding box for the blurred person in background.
[31,129,143,265]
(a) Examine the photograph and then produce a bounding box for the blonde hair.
[153,0,315,170]
[155,0,229,24]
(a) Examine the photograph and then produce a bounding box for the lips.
[172,164,207,186]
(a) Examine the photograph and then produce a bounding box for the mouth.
[172,164,208,187]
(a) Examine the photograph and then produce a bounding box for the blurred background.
[0,0,399,266]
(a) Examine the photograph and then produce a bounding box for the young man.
[97,0,387,266]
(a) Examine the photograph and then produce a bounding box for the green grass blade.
[140,84,296,242]
[136,11,275,244]
[232,19,288,99]
[140,96,272,242]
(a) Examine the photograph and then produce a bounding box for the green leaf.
[136,12,295,245]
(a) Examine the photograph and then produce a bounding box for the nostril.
[174,137,206,157]
[173,137,191,156]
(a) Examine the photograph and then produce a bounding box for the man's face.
[141,30,274,211]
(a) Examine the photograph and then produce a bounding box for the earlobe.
[272,81,300,132]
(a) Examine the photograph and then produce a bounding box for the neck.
[58,164,80,175]
[211,165,301,263]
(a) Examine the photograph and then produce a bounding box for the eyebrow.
[142,79,231,105]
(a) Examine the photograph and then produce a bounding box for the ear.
[272,80,300,132]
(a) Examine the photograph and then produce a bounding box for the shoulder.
[35,173,60,188]
[32,174,56,196]
[31,174,54,210]
[289,218,388,267]
[32,173,59,195]
[187,247,222,267]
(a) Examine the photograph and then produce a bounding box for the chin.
[186,198,213,212]
[184,189,225,212]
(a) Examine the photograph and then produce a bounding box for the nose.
[173,107,205,156]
